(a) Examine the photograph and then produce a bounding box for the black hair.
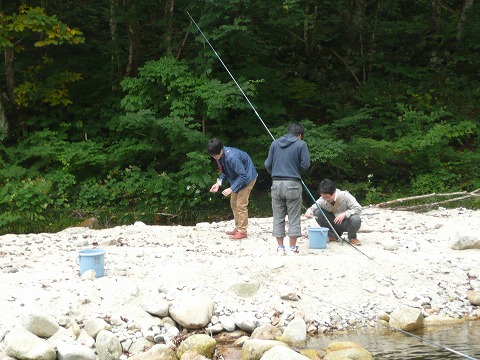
[287,122,305,137]
[207,138,223,155]
[319,178,336,195]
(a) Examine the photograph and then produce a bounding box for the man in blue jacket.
[208,138,258,240]
[264,123,310,255]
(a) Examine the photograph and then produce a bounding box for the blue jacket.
[219,147,258,193]
[264,134,310,179]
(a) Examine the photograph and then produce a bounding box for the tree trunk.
[124,0,140,78]
[4,47,15,105]
[164,0,175,56]
[342,0,366,84]
[347,0,366,48]
[109,0,124,83]
[430,0,442,34]
[297,0,319,81]
[303,0,316,58]
[456,0,475,41]
[4,46,16,137]
[0,93,8,139]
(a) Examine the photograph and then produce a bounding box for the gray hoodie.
[264,134,310,179]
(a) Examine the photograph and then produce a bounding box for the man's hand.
[334,212,346,224]
[209,183,219,193]
[222,188,233,196]
[304,211,313,219]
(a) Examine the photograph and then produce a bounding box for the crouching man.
[305,178,362,246]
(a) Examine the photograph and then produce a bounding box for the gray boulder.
[95,329,123,360]
[128,344,174,360]
[83,317,111,339]
[450,235,480,250]
[21,311,60,338]
[230,281,260,298]
[261,346,310,360]
[323,348,373,360]
[250,323,282,340]
[234,312,257,332]
[467,290,480,306]
[169,294,214,329]
[389,308,423,331]
[176,334,216,359]
[242,339,287,360]
[279,317,307,346]
[56,342,97,360]
[141,297,170,318]
[4,327,56,360]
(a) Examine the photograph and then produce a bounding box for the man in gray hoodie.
[264,123,310,255]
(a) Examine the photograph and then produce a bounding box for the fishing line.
[186,11,274,141]
[187,11,369,260]
[187,12,478,359]
[308,292,479,360]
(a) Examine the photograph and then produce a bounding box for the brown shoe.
[226,228,238,235]
[328,237,337,242]
[350,238,361,246]
[231,232,247,240]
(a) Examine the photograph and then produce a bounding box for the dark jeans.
[313,208,361,240]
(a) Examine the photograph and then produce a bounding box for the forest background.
[0,0,479,234]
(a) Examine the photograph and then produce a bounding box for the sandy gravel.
[1,206,479,336]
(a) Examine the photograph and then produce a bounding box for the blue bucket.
[76,249,106,277]
[308,227,328,249]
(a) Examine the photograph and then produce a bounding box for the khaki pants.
[231,177,257,234]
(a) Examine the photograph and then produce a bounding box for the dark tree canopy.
[0,0,479,233]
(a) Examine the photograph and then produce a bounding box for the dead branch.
[375,188,480,211]
[392,194,473,211]
[377,191,470,207]
[330,49,362,86]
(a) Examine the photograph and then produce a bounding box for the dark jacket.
[219,147,258,193]
[264,134,310,179]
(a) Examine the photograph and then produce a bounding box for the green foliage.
[303,122,348,164]
[410,171,460,195]
[0,5,84,48]
[3,129,108,179]
[0,169,77,230]
[0,3,85,129]
[14,56,83,107]
[119,56,253,128]
[337,176,384,206]
[307,100,479,201]
[1,0,480,233]
[0,177,52,226]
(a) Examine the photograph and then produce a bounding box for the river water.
[307,320,480,359]
[217,321,480,359]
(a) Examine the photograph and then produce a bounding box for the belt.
[272,177,301,182]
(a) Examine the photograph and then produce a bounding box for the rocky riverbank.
[1,206,479,359]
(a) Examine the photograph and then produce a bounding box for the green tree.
[0,4,84,139]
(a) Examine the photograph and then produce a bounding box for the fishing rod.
[186,11,373,261]
[187,13,479,359]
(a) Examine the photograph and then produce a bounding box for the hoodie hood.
[278,133,298,148]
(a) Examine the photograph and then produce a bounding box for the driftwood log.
[376,188,480,211]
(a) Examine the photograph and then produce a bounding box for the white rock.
[4,327,56,360]
[219,315,236,332]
